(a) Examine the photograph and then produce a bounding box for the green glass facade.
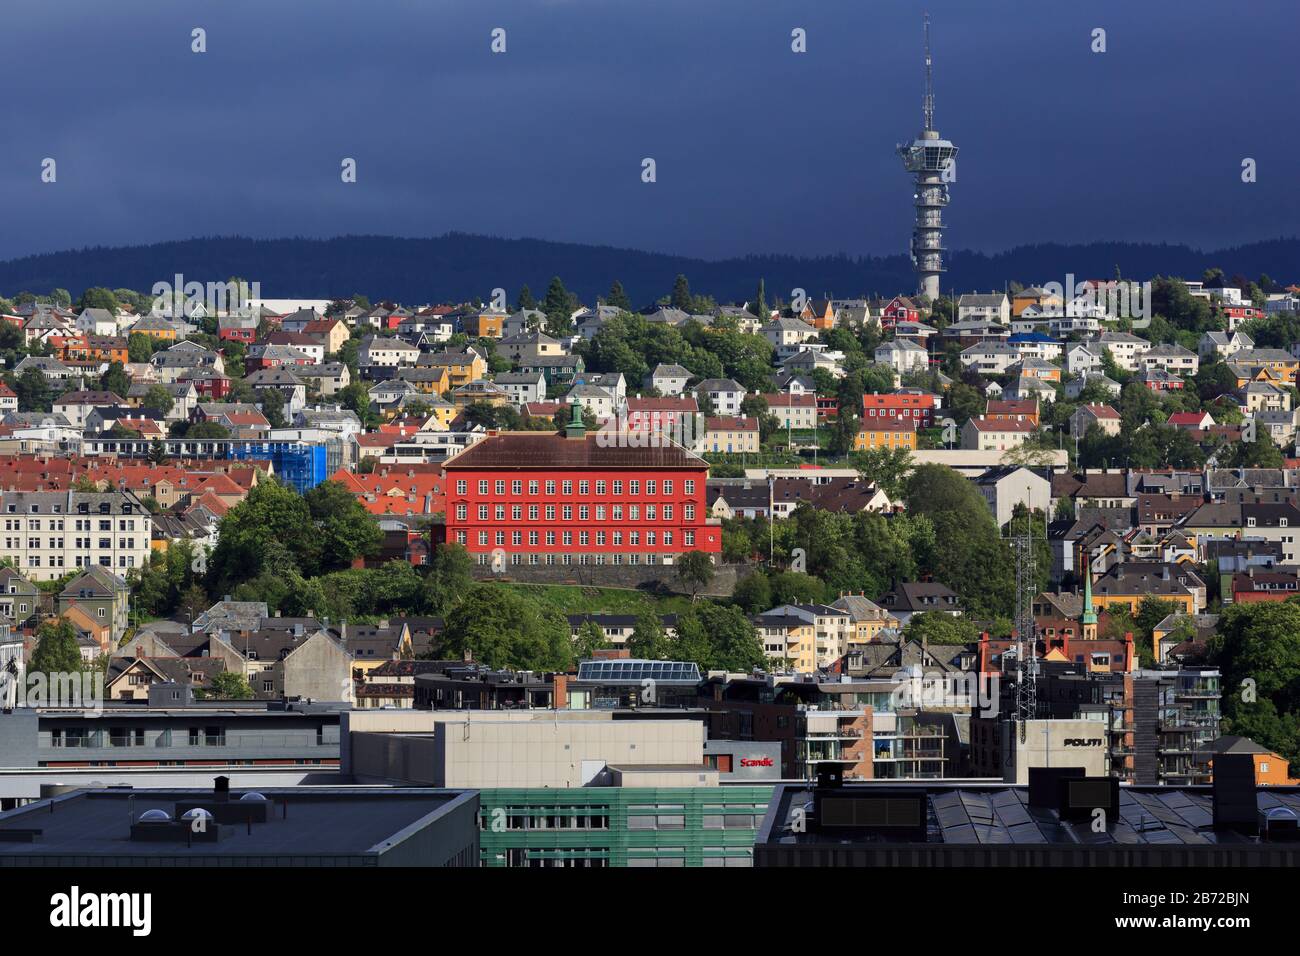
[478,786,774,867]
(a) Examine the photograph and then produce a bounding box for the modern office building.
[970,664,1222,785]
[0,696,343,805]
[477,785,773,868]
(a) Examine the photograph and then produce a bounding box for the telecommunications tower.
[897,12,958,301]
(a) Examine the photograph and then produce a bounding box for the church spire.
[1081,555,1098,636]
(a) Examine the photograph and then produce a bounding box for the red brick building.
[442,425,720,567]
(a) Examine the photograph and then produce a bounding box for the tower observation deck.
[897,13,957,301]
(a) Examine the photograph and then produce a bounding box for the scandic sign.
[740,757,774,767]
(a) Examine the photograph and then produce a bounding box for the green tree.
[209,479,314,591]
[627,608,670,659]
[142,385,174,418]
[14,368,53,412]
[731,571,772,614]
[848,446,913,499]
[671,274,693,311]
[77,287,120,313]
[542,276,577,336]
[303,480,382,574]
[669,604,765,672]
[675,550,715,600]
[422,543,474,618]
[574,620,609,660]
[127,332,157,363]
[205,670,254,700]
[99,361,130,398]
[606,280,632,311]
[187,421,230,439]
[441,584,572,670]
[1208,601,1300,765]
[903,611,981,645]
[516,285,536,311]
[257,388,286,428]
[904,464,1014,617]
[30,617,83,674]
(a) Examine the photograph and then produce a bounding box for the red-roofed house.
[626,396,699,441]
[862,391,936,429]
[329,466,446,516]
[1168,411,1215,430]
[985,398,1040,427]
[697,416,759,454]
[962,416,1037,451]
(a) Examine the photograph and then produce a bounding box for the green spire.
[1081,562,1097,626]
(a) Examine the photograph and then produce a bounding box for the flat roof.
[760,782,1300,849]
[0,787,474,860]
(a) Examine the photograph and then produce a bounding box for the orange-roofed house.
[188,473,248,508]
[985,398,1040,427]
[329,466,446,516]
[302,317,349,354]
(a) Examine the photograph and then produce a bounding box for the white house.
[959,341,1018,376]
[957,293,1010,324]
[876,339,930,375]
[359,335,420,369]
[691,378,746,417]
[648,364,692,397]
[1097,331,1150,371]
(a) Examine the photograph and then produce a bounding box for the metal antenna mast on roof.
[1010,492,1042,743]
[922,11,934,131]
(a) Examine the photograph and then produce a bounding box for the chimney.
[1212,752,1258,834]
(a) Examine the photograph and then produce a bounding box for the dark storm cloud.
[0,0,1295,262]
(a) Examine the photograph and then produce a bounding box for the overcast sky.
[1,0,1295,263]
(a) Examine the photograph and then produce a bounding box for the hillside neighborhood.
[2,271,1300,868]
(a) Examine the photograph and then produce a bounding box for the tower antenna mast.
[897,12,957,302]
[923,12,934,132]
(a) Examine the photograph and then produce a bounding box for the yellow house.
[396,366,451,395]
[853,417,917,451]
[129,317,179,341]
[1089,562,1199,615]
[1228,350,1298,389]
[463,311,507,339]
[831,594,900,645]
[421,349,489,389]
[346,622,413,678]
[699,417,759,454]
[419,396,457,430]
